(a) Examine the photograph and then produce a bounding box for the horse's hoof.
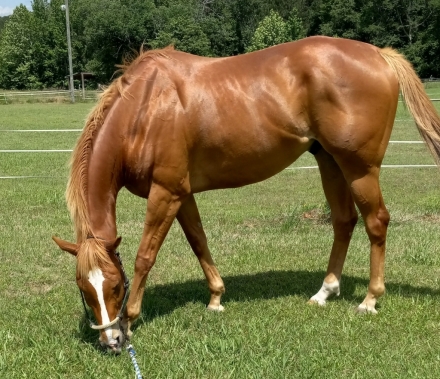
[207,304,224,312]
[308,296,326,306]
[355,304,378,315]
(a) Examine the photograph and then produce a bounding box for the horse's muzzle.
[99,328,125,354]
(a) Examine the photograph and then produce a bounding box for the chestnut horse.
[53,36,440,353]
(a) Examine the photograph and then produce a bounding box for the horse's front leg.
[122,183,184,337]
[176,194,225,311]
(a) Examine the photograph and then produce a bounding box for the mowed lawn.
[0,101,440,378]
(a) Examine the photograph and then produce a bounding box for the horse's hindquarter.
[298,37,399,164]
[184,46,315,192]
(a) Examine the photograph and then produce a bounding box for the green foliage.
[246,10,290,52]
[150,4,212,56]
[32,0,71,88]
[70,0,156,82]
[1,0,440,88]
[246,8,305,52]
[0,15,9,35]
[0,1,70,89]
[0,6,36,89]
[398,0,440,77]
[287,7,306,41]
[318,0,361,39]
[197,0,239,57]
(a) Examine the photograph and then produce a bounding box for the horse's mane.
[66,45,174,277]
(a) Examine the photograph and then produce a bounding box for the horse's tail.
[379,47,440,166]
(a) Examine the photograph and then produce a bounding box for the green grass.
[1,102,440,378]
[424,81,440,98]
[0,103,93,130]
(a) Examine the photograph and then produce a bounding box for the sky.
[0,1,32,17]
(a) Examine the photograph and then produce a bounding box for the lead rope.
[114,250,142,378]
[126,344,143,379]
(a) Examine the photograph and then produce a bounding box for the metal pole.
[64,0,75,103]
[81,72,85,99]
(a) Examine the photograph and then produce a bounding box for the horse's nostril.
[107,342,121,355]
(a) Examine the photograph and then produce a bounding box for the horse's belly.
[189,136,312,192]
[125,181,150,199]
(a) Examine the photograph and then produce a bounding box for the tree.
[1,0,440,88]
[31,0,71,88]
[359,0,440,77]
[149,3,212,55]
[197,0,239,57]
[318,0,361,39]
[0,5,37,89]
[246,10,290,52]
[287,7,306,40]
[70,0,156,82]
[246,8,305,52]
[0,16,10,35]
[0,1,76,89]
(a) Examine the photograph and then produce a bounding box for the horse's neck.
[86,131,123,240]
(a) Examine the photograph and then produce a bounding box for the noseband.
[79,247,130,330]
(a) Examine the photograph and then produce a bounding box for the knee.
[333,211,358,238]
[365,208,390,243]
[135,254,156,275]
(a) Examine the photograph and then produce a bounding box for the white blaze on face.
[88,269,113,343]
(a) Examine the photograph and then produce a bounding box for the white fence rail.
[0,89,101,103]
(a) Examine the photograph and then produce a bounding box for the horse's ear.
[52,236,79,256]
[104,236,122,251]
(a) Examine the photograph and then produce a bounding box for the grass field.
[1,101,440,378]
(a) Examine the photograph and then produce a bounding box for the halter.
[79,248,130,330]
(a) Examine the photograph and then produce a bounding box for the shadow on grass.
[135,269,439,326]
[76,317,105,350]
[76,269,440,345]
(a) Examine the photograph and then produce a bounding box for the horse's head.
[52,236,128,354]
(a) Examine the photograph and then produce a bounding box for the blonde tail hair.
[379,47,440,166]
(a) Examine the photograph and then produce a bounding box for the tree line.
[0,0,439,90]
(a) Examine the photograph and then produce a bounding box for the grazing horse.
[53,36,440,353]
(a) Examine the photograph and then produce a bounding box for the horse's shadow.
[77,269,439,345]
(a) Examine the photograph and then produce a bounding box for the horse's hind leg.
[328,141,390,313]
[176,194,225,311]
[309,148,358,305]
[345,169,390,313]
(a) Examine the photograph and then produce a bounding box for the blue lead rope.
[126,344,143,379]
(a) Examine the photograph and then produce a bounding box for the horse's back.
[121,37,399,193]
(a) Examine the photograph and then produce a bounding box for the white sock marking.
[310,280,340,305]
